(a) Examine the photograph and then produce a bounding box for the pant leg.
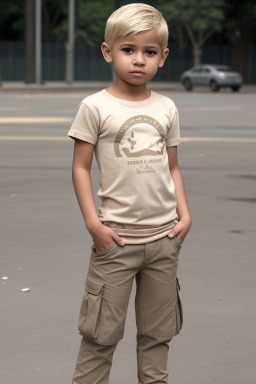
[72,338,117,384]
[135,236,182,384]
[72,242,144,384]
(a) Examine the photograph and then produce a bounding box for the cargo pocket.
[175,277,183,335]
[78,274,104,339]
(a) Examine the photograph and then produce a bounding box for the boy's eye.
[146,50,157,56]
[122,48,133,54]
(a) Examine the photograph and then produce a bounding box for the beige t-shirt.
[68,89,180,244]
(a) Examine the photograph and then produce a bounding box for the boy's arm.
[72,139,125,252]
[167,146,192,243]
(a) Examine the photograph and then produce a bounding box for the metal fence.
[0,40,255,83]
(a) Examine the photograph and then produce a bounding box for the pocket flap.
[85,274,104,295]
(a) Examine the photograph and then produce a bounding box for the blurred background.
[0,0,256,84]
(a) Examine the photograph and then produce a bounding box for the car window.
[192,68,201,73]
[201,68,211,73]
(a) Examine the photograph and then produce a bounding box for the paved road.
[1,91,256,384]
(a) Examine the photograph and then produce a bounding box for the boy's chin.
[125,77,152,86]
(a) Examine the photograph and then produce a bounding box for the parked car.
[180,64,243,92]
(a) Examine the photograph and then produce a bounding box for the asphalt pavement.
[1,89,256,384]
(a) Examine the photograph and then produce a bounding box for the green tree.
[158,0,226,65]
[0,0,116,44]
[76,0,115,44]
[0,0,25,40]
[224,0,256,45]
[53,0,116,45]
[223,0,256,78]
[42,0,66,42]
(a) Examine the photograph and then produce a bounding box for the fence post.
[66,0,75,83]
[26,0,36,83]
[35,0,42,84]
[0,41,2,86]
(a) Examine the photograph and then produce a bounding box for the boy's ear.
[158,48,169,68]
[101,42,112,63]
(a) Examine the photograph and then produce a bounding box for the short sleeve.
[67,103,99,144]
[166,105,181,147]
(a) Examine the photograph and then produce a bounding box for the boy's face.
[102,28,169,87]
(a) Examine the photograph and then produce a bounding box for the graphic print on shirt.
[114,115,165,158]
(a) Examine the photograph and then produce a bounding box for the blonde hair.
[104,3,168,52]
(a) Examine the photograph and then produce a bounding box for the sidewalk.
[1,81,256,93]
[0,81,183,93]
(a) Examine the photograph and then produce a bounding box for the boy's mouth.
[130,71,145,77]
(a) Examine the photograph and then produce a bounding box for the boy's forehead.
[116,28,161,47]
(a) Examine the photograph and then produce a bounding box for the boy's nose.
[133,53,145,66]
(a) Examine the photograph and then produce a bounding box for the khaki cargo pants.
[72,235,183,384]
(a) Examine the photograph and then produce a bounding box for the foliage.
[42,0,67,41]
[224,0,256,45]
[0,0,116,44]
[158,0,225,45]
[49,0,116,44]
[0,0,25,40]
[75,0,115,44]
[156,0,226,64]
[0,0,256,47]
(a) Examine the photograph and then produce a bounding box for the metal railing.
[0,41,255,83]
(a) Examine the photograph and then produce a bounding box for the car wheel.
[210,80,219,92]
[183,78,193,91]
[231,86,240,92]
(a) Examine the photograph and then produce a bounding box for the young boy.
[68,3,191,384]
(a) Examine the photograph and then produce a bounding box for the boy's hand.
[168,216,192,244]
[88,221,125,253]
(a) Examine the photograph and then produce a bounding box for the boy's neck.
[106,81,151,102]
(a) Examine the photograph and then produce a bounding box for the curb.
[0,81,255,94]
[0,81,184,94]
